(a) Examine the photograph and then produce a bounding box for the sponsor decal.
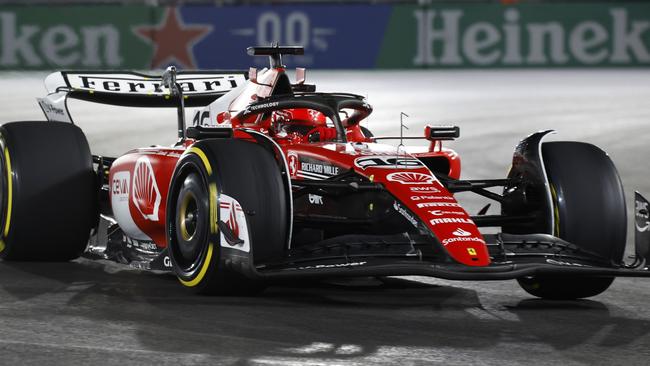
[386,171,435,185]
[124,235,158,251]
[546,259,587,267]
[295,261,367,270]
[112,171,130,199]
[441,236,486,246]
[287,151,299,178]
[354,156,423,169]
[301,162,340,176]
[452,228,472,237]
[132,156,161,222]
[38,99,66,116]
[417,202,461,208]
[111,170,151,241]
[429,210,465,216]
[248,101,279,111]
[163,256,172,268]
[308,194,323,205]
[37,92,72,123]
[393,201,419,227]
[144,150,182,158]
[410,195,445,201]
[410,186,440,193]
[67,73,240,95]
[430,217,473,225]
[297,156,342,180]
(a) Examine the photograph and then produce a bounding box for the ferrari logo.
[467,248,477,256]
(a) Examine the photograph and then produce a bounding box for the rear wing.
[38,70,248,123]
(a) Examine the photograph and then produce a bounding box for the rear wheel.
[517,142,625,300]
[0,121,97,261]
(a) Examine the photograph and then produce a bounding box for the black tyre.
[167,139,288,295]
[517,142,625,299]
[0,121,97,261]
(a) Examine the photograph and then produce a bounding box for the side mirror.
[295,67,306,84]
[216,111,231,125]
[425,125,460,141]
[249,67,257,84]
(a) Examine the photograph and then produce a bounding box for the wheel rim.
[0,140,6,241]
[173,172,209,272]
[179,192,198,241]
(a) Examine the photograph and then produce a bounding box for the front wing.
[252,232,650,281]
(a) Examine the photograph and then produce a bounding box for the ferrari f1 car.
[1,46,649,299]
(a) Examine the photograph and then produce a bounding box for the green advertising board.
[378,3,650,68]
[0,6,154,69]
[0,3,648,70]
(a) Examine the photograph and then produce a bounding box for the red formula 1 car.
[1,46,649,299]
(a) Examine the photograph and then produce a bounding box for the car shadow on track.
[1,259,649,363]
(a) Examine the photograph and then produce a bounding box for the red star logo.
[134,8,211,69]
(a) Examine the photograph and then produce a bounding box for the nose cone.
[378,167,491,267]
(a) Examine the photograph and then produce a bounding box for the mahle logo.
[0,12,121,67]
[414,8,650,66]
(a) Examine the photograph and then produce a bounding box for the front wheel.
[166,139,288,295]
[518,276,614,300]
[516,142,625,300]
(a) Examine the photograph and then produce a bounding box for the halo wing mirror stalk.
[425,125,460,141]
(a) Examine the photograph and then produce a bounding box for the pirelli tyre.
[0,121,97,261]
[517,142,626,300]
[166,139,288,295]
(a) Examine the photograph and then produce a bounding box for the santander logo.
[386,171,434,185]
[132,156,161,222]
[452,228,472,237]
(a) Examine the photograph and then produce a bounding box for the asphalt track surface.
[1,70,650,365]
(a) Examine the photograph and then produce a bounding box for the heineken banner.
[0,3,648,70]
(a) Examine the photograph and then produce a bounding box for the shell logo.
[132,156,161,221]
[452,228,472,237]
[386,171,434,185]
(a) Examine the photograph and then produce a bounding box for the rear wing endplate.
[37,70,247,123]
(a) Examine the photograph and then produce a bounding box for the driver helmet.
[272,108,326,134]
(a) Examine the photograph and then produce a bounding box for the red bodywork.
[108,68,490,267]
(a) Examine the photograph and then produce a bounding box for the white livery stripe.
[297,170,328,180]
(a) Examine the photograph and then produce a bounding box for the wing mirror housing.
[425,125,460,141]
[249,67,257,84]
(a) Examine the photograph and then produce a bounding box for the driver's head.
[272,108,326,128]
